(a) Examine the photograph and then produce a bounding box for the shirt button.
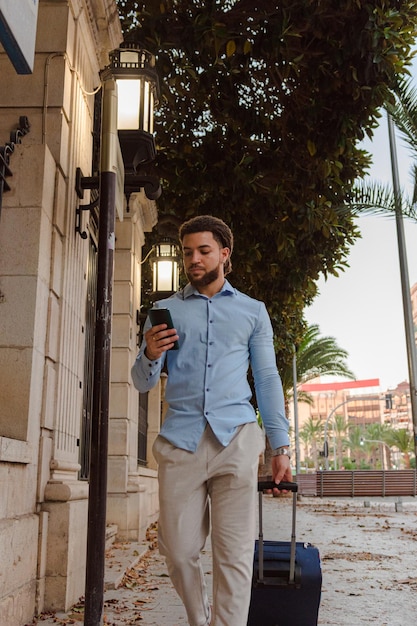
[209,341,214,345]
[206,388,210,392]
[208,364,211,368]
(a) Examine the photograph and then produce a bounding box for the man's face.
[182,231,229,289]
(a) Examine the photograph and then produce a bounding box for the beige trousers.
[152,422,265,626]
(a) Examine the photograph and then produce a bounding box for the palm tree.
[387,77,417,205]
[344,425,368,469]
[279,323,356,403]
[332,413,349,470]
[348,77,417,460]
[359,423,390,469]
[300,417,324,470]
[385,428,414,469]
[350,77,417,222]
[299,427,312,467]
[259,323,355,475]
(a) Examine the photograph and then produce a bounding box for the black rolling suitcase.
[247,480,322,626]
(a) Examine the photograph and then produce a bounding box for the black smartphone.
[148,308,179,350]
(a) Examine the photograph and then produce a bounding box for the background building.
[292,377,412,470]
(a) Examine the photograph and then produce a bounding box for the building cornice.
[78,0,123,67]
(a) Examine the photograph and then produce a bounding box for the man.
[131,215,291,626]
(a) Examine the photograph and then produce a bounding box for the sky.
[304,109,417,392]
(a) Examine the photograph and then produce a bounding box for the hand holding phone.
[148,308,179,350]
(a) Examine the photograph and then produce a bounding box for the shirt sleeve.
[249,303,290,449]
[131,318,165,393]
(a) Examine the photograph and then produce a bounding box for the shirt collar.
[182,279,236,299]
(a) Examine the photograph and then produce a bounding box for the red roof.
[300,378,380,392]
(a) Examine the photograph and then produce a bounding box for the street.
[31,494,417,625]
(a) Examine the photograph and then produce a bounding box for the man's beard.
[186,265,220,289]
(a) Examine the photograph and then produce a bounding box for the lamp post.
[83,43,159,626]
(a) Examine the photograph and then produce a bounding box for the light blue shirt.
[131,280,289,452]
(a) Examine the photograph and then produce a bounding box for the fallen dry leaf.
[323,551,395,562]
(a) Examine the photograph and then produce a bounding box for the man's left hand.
[271,454,293,496]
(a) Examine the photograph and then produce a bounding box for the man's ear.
[221,247,230,263]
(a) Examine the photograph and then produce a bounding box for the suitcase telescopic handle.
[256,480,298,584]
[257,480,298,493]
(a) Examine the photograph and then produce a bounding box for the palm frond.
[350,180,416,220]
[280,323,355,399]
[388,76,417,151]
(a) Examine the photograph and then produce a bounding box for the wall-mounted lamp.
[151,242,181,299]
[103,44,159,172]
[136,241,181,347]
[76,43,161,239]
[141,240,181,301]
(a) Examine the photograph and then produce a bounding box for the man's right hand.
[144,323,179,360]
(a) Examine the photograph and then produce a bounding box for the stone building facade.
[0,2,161,624]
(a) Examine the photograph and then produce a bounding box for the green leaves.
[117,0,417,370]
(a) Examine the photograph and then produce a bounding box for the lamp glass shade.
[153,260,178,292]
[105,45,158,134]
[143,80,151,133]
[151,244,180,294]
[117,79,141,129]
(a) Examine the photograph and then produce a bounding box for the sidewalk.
[30,495,417,625]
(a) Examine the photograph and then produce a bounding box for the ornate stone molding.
[84,0,123,67]
[129,189,158,232]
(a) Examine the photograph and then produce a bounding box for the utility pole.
[292,344,301,476]
[387,112,417,458]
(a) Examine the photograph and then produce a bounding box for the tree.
[386,427,414,468]
[332,413,349,470]
[260,323,354,473]
[117,0,417,373]
[300,417,323,470]
[348,76,417,460]
[279,323,355,403]
[387,76,417,204]
[362,423,393,469]
[344,425,368,469]
[350,76,417,220]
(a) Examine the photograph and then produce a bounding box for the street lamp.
[81,42,160,626]
[360,438,392,470]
